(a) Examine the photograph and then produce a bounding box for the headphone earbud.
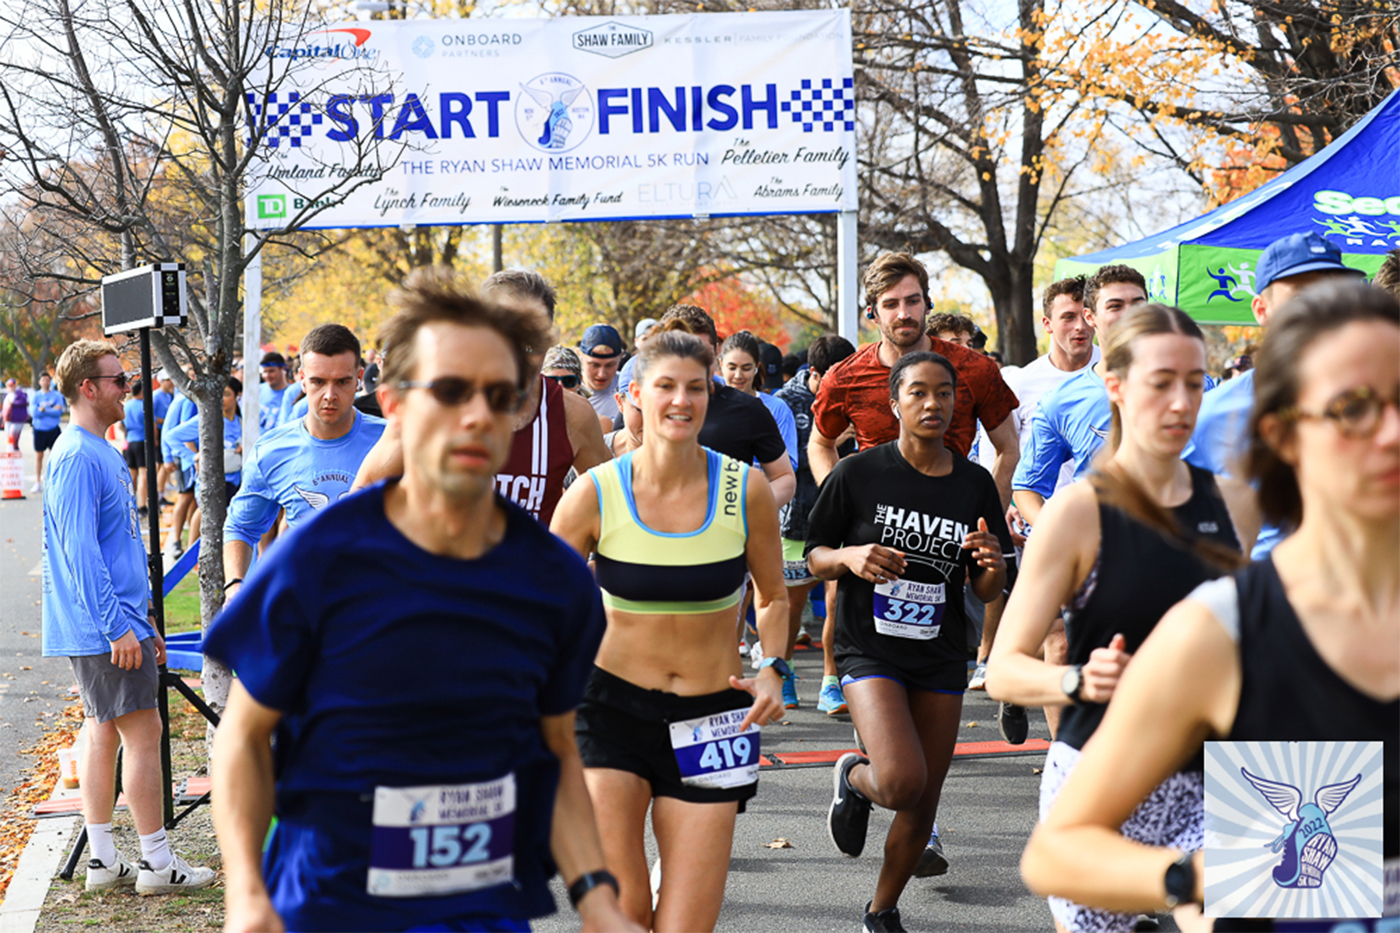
[865,308,875,321]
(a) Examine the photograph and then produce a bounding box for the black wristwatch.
[1163,851,1197,908]
[1061,664,1084,703]
[567,869,619,909]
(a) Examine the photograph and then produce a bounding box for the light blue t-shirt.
[1182,370,1283,558]
[259,383,289,432]
[151,389,172,428]
[31,389,65,431]
[289,394,309,422]
[160,393,195,463]
[122,398,148,444]
[757,390,799,471]
[41,426,155,656]
[1013,368,1110,499]
[280,385,304,425]
[164,412,243,487]
[224,411,387,546]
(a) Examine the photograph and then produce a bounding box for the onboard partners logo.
[257,195,286,219]
[572,21,652,58]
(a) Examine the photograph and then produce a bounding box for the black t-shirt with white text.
[806,443,1013,685]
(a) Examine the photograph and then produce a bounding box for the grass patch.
[162,574,202,635]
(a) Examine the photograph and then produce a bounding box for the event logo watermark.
[1204,741,1385,920]
[572,22,653,59]
[515,74,593,153]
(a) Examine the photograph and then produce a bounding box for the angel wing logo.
[1240,767,1361,889]
[514,74,593,153]
[293,484,331,511]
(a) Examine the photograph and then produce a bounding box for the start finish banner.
[245,11,856,229]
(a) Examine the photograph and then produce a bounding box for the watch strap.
[568,868,619,909]
[1163,851,1196,908]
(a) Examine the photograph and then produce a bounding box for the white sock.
[138,828,172,871]
[86,822,116,866]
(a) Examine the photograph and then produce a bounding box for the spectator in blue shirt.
[31,371,66,493]
[42,339,214,895]
[120,378,150,515]
[159,371,198,560]
[164,377,244,522]
[223,325,386,599]
[258,352,291,432]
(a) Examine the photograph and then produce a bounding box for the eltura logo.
[1240,768,1361,890]
[257,195,286,219]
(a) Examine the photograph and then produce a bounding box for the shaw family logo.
[266,27,378,61]
[572,21,653,59]
[1203,741,1385,920]
[1312,188,1400,247]
[515,74,593,153]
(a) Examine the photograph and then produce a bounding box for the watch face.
[1062,667,1081,698]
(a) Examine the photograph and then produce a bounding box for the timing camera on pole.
[100,263,187,335]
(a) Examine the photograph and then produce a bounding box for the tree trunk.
[194,375,233,755]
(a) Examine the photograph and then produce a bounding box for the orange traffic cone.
[1,438,24,499]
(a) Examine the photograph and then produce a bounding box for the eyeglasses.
[396,378,524,414]
[1281,384,1399,439]
[544,373,580,390]
[88,373,130,389]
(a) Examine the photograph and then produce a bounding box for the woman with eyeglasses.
[550,329,788,932]
[1021,280,1399,931]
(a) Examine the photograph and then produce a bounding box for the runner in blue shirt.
[158,379,198,559]
[120,378,150,515]
[43,339,214,896]
[163,377,243,503]
[1183,232,1363,559]
[207,268,630,933]
[30,371,66,492]
[223,325,385,599]
[257,352,291,431]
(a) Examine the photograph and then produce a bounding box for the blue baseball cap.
[1254,233,1361,294]
[579,324,623,358]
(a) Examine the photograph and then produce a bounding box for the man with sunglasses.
[222,324,385,600]
[42,339,215,896]
[542,345,586,396]
[208,268,630,933]
[1183,232,1364,558]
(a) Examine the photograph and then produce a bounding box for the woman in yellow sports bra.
[551,329,788,932]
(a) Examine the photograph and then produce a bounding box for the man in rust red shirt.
[809,252,1020,507]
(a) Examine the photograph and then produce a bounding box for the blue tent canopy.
[1056,89,1399,324]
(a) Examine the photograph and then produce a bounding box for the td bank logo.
[257,194,286,220]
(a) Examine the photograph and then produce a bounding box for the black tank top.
[1058,464,1240,751]
[1228,557,1399,860]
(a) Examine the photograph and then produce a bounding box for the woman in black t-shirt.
[807,351,1011,932]
[1022,282,1398,930]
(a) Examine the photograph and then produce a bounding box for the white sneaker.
[29,481,41,494]
[135,853,216,895]
[737,642,749,658]
[86,855,137,891]
[749,640,765,670]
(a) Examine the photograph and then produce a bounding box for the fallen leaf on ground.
[967,721,979,727]
[761,838,793,849]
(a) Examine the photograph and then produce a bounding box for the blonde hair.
[1100,303,1204,454]
[54,339,118,402]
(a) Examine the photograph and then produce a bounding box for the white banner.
[245,11,856,229]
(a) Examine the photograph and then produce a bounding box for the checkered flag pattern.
[245,92,323,149]
[781,78,855,133]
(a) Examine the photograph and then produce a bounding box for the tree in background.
[682,274,793,349]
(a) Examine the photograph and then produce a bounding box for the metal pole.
[139,328,173,825]
[836,210,859,343]
[241,237,262,457]
[492,224,504,272]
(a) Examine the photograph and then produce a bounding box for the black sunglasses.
[544,373,580,390]
[396,378,524,414]
[89,373,130,389]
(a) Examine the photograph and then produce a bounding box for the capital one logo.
[1240,768,1360,889]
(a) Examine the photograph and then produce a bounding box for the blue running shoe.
[913,823,949,877]
[782,671,799,709]
[817,680,848,715]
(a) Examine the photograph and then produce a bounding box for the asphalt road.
[0,441,75,799]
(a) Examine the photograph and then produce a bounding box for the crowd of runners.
[29,233,1399,933]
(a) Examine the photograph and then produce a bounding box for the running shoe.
[828,752,872,858]
[749,640,764,670]
[86,855,136,891]
[913,825,949,877]
[862,900,908,932]
[967,661,988,690]
[794,631,812,647]
[1134,916,1161,932]
[135,854,216,895]
[817,681,848,715]
[737,642,749,658]
[781,670,799,709]
[998,702,1029,745]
